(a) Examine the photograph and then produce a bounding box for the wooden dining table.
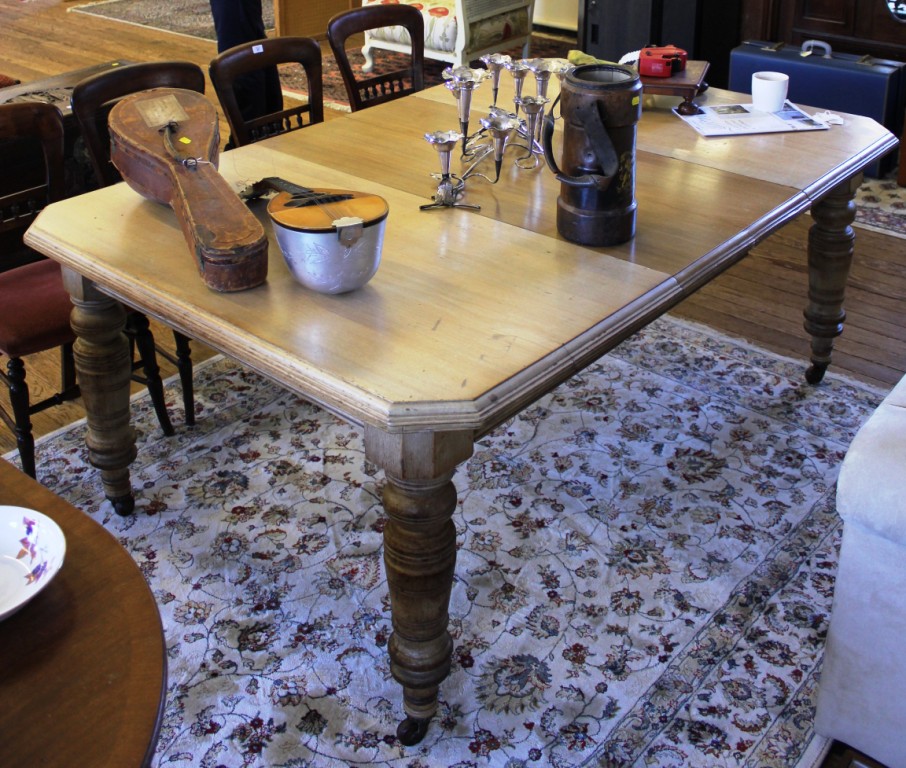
[24,74,896,744]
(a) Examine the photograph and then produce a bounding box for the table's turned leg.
[803,174,861,384]
[364,427,474,745]
[63,270,137,515]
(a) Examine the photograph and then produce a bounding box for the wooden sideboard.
[274,0,354,39]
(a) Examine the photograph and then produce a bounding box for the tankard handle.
[542,94,618,189]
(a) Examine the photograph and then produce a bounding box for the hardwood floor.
[1,4,901,767]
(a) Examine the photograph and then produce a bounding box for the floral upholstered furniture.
[814,374,906,768]
[361,0,535,70]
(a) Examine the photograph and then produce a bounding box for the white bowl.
[0,506,66,621]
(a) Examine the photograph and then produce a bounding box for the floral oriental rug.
[854,175,906,236]
[69,0,275,42]
[9,315,889,768]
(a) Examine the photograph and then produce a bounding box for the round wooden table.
[0,458,166,767]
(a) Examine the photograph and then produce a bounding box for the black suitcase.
[729,39,905,177]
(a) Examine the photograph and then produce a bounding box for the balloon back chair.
[210,36,324,148]
[0,102,81,478]
[71,61,203,433]
[327,4,425,112]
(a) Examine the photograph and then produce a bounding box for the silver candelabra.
[422,55,573,212]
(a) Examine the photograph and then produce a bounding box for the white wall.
[533,0,579,31]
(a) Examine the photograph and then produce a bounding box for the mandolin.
[242,176,388,235]
[242,177,390,294]
[108,88,268,292]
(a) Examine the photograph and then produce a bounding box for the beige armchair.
[361,0,535,71]
[814,373,906,768]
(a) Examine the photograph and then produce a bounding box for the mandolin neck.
[250,177,356,209]
[258,176,313,197]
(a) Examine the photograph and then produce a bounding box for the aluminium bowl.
[268,193,389,294]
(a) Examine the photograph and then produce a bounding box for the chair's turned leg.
[6,358,36,479]
[173,332,195,426]
[61,342,77,392]
[129,313,175,436]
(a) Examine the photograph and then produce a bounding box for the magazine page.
[675,101,829,137]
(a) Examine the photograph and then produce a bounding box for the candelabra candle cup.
[443,65,474,82]
[454,81,477,156]
[424,129,463,177]
[444,79,461,102]
[442,66,490,154]
[535,69,552,100]
[526,58,556,100]
[553,60,574,82]
[422,129,480,211]
[515,95,548,169]
[491,106,524,142]
[505,60,530,115]
[442,65,490,89]
[551,61,575,118]
[488,105,520,124]
[479,114,518,180]
[480,53,512,106]
[456,81,475,128]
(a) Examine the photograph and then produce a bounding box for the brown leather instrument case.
[108,87,268,292]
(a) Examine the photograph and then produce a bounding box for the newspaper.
[675,100,829,136]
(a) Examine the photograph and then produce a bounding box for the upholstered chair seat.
[0,261,74,359]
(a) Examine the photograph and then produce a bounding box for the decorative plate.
[0,506,66,621]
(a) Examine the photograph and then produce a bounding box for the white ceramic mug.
[751,71,790,113]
